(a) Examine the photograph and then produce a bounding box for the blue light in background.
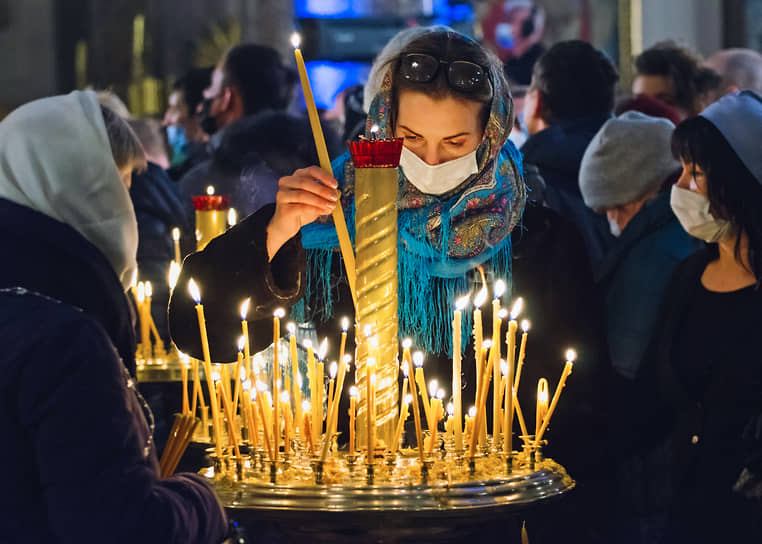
[294,0,464,19]
[304,60,371,110]
[295,0,362,18]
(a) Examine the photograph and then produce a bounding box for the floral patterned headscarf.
[301,28,526,355]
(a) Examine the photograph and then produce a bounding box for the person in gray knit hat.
[580,110,679,236]
[579,111,698,381]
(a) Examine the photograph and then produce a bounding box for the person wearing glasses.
[170,27,526,376]
[168,27,618,542]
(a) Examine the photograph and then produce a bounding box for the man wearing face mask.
[164,67,213,181]
[177,44,340,225]
[579,111,699,382]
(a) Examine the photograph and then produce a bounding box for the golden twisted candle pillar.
[350,137,404,450]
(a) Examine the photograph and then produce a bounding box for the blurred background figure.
[164,67,213,180]
[521,40,619,266]
[481,0,546,86]
[127,118,189,340]
[705,48,762,99]
[633,41,722,120]
[579,111,698,381]
[178,43,336,223]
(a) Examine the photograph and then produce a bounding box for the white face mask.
[399,146,479,195]
[670,185,731,243]
[608,217,622,237]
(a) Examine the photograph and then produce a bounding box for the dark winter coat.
[130,161,191,340]
[521,113,614,265]
[0,197,227,543]
[511,198,616,544]
[177,110,343,220]
[594,192,700,380]
[629,249,762,542]
[168,204,305,363]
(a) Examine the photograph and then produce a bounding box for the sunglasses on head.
[399,53,492,96]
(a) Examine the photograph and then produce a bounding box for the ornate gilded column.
[349,137,404,452]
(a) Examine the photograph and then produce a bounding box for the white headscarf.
[0,90,139,289]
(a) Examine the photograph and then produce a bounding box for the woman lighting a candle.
[169,25,525,398]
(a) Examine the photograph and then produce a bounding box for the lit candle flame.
[343,354,352,364]
[510,297,524,320]
[168,261,180,290]
[349,386,359,398]
[145,281,152,298]
[401,360,409,377]
[522,320,531,332]
[317,337,328,360]
[473,287,488,308]
[538,388,549,403]
[287,322,296,335]
[329,361,338,379]
[468,406,477,418]
[238,335,245,352]
[172,227,180,241]
[240,367,246,381]
[188,279,201,304]
[129,269,138,289]
[136,282,145,303]
[297,373,303,388]
[500,359,508,376]
[281,390,290,403]
[494,279,506,299]
[206,185,215,196]
[179,351,190,366]
[429,379,438,398]
[447,402,454,416]
[290,32,301,49]
[303,339,312,350]
[236,298,249,320]
[437,389,445,400]
[413,351,424,368]
[482,340,492,350]
[302,399,311,413]
[402,338,412,350]
[250,388,257,401]
[455,295,470,311]
[211,371,221,383]
[566,349,577,363]
[256,380,267,392]
[274,307,286,319]
[498,308,508,319]
[404,394,413,405]
[243,379,252,391]
[228,208,237,227]
[342,317,349,332]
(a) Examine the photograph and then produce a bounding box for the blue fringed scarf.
[298,37,526,356]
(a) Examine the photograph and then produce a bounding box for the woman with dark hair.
[634,91,762,542]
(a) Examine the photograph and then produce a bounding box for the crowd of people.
[0,16,761,543]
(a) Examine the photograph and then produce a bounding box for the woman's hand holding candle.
[267,166,339,261]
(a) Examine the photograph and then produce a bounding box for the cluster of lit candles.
[132,280,167,360]
[136,197,234,365]
[179,275,576,481]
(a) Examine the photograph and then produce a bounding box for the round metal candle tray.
[204,456,574,542]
